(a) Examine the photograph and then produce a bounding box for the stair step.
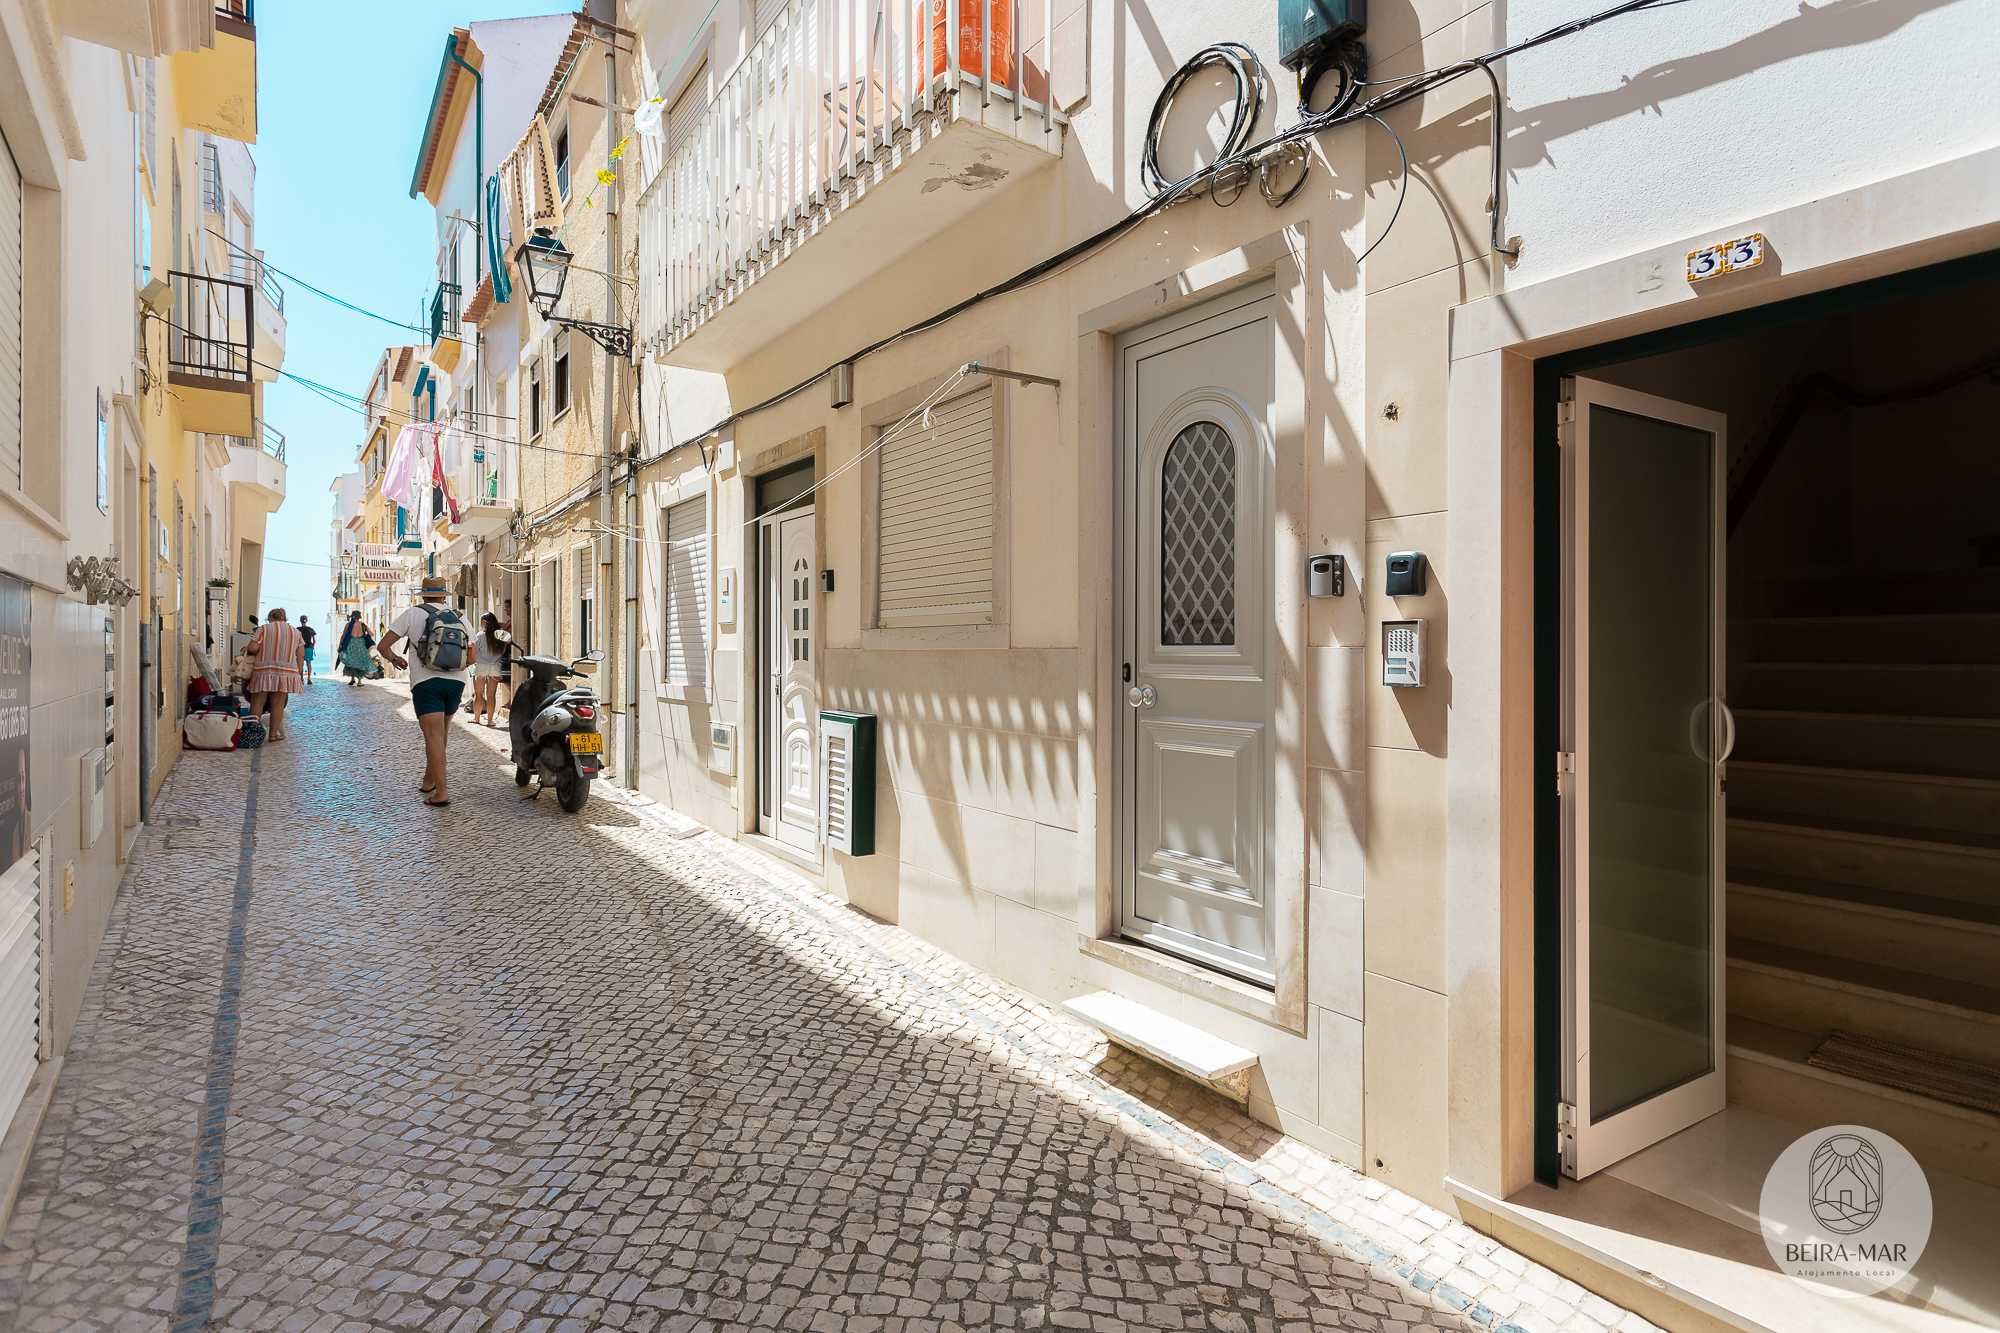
[1758,570,2000,616]
[1727,937,2000,1066]
[1728,816,2000,900]
[1734,611,2000,664]
[1729,877,2000,989]
[1728,1017,2000,1188]
[1740,662,2000,718]
[1061,991,1257,1102]
[1727,762,2000,840]
[1732,709,2000,779]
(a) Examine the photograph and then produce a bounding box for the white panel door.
[0,848,41,1138]
[761,507,819,851]
[1561,377,1729,1178]
[1117,285,1277,985]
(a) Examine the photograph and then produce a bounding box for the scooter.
[509,648,605,812]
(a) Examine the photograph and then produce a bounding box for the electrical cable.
[747,369,973,527]
[650,0,1685,467]
[1140,41,1266,199]
[1355,113,1407,267]
[202,229,431,334]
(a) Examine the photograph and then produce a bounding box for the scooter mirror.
[494,629,514,643]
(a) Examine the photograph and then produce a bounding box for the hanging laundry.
[379,423,433,507]
[432,438,463,526]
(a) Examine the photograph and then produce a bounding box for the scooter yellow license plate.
[568,732,603,754]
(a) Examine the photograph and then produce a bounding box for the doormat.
[1808,1029,2000,1117]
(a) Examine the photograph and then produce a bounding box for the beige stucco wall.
[618,0,1521,1208]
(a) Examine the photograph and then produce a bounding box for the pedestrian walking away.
[297,614,317,684]
[245,608,305,741]
[376,575,474,807]
[471,611,511,728]
[337,611,376,686]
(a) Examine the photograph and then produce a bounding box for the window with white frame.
[536,556,558,655]
[662,498,709,688]
[874,384,998,628]
[551,329,572,420]
[553,113,571,199]
[573,544,595,656]
[527,357,544,438]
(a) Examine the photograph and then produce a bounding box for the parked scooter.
[508,646,605,812]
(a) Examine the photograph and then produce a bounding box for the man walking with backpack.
[377,576,475,808]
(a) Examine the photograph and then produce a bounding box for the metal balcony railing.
[221,420,285,462]
[429,282,462,345]
[638,0,1060,346]
[167,270,253,384]
[200,143,223,214]
[227,251,285,314]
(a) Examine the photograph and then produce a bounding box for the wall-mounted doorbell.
[716,568,737,626]
[819,568,836,593]
[1308,554,1345,598]
[1383,619,1426,688]
[1385,550,1428,597]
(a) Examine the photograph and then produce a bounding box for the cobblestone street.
[0,682,1645,1333]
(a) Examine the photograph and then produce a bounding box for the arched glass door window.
[1158,420,1237,647]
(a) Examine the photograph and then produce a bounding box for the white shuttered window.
[1,131,23,492]
[877,386,996,627]
[663,499,710,687]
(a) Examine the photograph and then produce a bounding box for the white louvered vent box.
[817,711,877,857]
[0,848,42,1138]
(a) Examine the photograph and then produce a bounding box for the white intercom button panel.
[1383,619,1426,688]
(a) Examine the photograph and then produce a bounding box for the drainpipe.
[597,29,632,787]
[447,37,488,609]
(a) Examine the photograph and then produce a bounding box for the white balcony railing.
[640,0,1061,355]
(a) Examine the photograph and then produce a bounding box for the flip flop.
[424,797,451,808]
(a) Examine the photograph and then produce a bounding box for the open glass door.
[1560,377,1730,1179]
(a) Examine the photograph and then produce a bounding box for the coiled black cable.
[1141,41,1266,199]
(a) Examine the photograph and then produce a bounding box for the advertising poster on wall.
[0,576,29,873]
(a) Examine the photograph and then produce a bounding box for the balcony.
[167,270,255,435]
[171,2,258,142]
[427,281,464,373]
[221,420,286,512]
[228,251,286,377]
[637,0,1064,370]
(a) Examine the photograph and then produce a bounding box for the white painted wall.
[1502,0,2000,285]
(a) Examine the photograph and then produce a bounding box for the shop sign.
[357,544,401,583]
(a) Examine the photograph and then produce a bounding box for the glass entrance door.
[1561,377,1730,1179]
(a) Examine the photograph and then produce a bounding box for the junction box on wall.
[1278,0,1367,72]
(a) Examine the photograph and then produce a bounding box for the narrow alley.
[0,683,1632,1333]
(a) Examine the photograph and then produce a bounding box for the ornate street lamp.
[513,228,633,359]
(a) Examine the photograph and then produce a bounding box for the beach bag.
[414,605,471,672]
[237,716,267,749]
[183,711,242,751]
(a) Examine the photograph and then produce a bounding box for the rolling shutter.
[666,62,708,159]
[0,848,41,1139]
[1,131,23,492]
[663,498,710,686]
[878,386,995,627]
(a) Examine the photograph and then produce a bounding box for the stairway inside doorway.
[1726,596,2000,1187]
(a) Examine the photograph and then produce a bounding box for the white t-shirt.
[389,602,473,685]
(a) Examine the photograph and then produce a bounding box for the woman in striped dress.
[246,608,305,742]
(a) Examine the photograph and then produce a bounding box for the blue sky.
[253,0,577,631]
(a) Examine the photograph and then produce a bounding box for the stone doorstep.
[1062,990,1258,1104]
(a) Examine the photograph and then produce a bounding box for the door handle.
[1126,684,1156,709]
[1717,699,1737,765]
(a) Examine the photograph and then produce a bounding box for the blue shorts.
[303,647,316,662]
[411,678,466,717]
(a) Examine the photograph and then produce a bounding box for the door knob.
[1126,684,1156,709]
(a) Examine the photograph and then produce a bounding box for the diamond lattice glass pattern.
[1158,421,1237,647]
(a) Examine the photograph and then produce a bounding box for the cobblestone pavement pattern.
[0,682,1652,1333]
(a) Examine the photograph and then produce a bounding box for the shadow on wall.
[1494,0,1961,174]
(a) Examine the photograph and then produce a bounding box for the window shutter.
[666,62,708,159]
[877,386,995,627]
[0,131,21,492]
[663,498,710,686]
